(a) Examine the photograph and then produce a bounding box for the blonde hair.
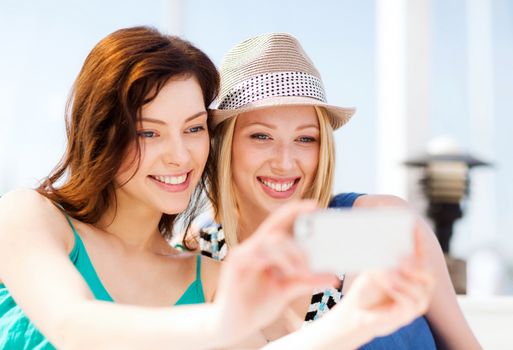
[308,106,336,208]
[210,116,239,247]
[209,107,335,246]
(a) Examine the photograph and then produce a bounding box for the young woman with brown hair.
[0,26,339,349]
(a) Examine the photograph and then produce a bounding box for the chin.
[159,201,189,215]
[259,201,283,214]
[160,190,196,213]
[162,208,186,216]
[257,191,298,209]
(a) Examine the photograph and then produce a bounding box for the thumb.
[255,200,318,238]
[413,221,427,267]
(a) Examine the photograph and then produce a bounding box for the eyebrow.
[246,121,319,131]
[296,124,320,131]
[141,111,207,125]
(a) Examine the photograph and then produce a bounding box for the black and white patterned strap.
[217,71,326,110]
[304,278,344,323]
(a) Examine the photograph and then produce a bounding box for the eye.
[250,133,271,141]
[137,130,159,138]
[297,136,317,143]
[186,125,206,134]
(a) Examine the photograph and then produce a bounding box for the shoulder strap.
[52,203,85,263]
[60,209,80,239]
[50,203,113,302]
[53,202,81,241]
[195,254,202,281]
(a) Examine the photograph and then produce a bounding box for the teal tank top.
[0,211,205,349]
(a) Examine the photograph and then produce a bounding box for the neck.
[236,206,268,243]
[97,191,171,253]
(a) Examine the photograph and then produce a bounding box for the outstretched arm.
[0,189,226,349]
[0,190,333,349]
[353,194,481,349]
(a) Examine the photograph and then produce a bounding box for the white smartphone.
[294,207,415,274]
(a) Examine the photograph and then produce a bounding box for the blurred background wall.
[1,0,512,295]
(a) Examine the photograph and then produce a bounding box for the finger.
[275,272,339,301]
[232,231,308,283]
[241,236,304,280]
[398,235,436,294]
[397,257,434,287]
[389,271,432,313]
[273,236,310,272]
[255,200,317,237]
[413,220,428,267]
[344,271,394,306]
[252,236,337,291]
[298,273,340,290]
[400,265,435,290]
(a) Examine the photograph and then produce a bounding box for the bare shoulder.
[354,194,409,208]
[1,187,48,208]
[199,255,222,302]
[0,188,74,251]
[0,188,64,215]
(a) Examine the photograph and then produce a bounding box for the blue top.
[329,193,436,350]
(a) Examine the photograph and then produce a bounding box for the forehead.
[236,105,319,128]
[140,76,205,122]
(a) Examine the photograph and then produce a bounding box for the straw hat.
[210,33,356,129]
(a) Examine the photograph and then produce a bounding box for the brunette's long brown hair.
[37,26,219,241]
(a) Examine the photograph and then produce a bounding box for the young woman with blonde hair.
[202,32,481,349]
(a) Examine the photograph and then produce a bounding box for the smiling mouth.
[149,173,189,185]
[257,177,300,192]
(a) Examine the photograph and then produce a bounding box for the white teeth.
[154,174,187,185]
[261,179,294,192]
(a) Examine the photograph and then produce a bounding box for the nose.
[162,135,190,167]
[270,142,296,173]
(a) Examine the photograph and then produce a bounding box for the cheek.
[116,145,141,185]
[231,148,247,183]
[231,142,264,179]
[303,148,320,178]
[189,136,210,166]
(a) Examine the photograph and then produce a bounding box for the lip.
[148,171,192,193]
[257,176,300,199]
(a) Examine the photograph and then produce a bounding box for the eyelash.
[137,125,206,138]
[297,136,317,143]
[138,130,158,138]
[186,125,206,134]
[250,133,271,140]
[250,133,317,143]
